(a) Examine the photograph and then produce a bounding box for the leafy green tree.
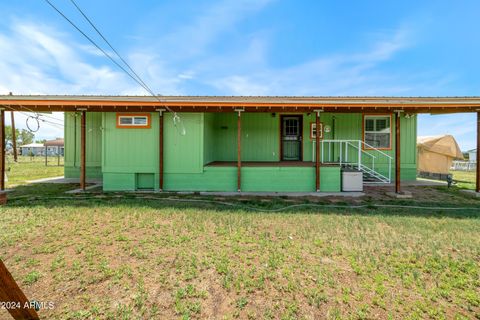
[4,125,20,147]
[19,129,34,145]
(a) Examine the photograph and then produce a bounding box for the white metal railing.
[451,160,477,171]
[312,140,392,183]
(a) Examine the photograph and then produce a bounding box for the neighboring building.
[44,138,64,156]
[417,135,463,174]
[467,149,477,163]
[19,143,45,156]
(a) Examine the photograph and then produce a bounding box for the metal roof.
[1,95,480,104]
[1,95,479,113]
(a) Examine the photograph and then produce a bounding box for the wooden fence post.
[0,259,40,320]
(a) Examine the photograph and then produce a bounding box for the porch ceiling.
[1,95,480,113]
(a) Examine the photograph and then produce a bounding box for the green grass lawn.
[1,184,479,320]
[0,161,479,319]
[5,155,64,187]
[451,170,477,190]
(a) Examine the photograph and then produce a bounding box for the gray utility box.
[342,169,363,192]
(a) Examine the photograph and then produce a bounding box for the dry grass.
[5,155,64,187]
[0,186,479,320]
[451,170,477,190]
[0,160,478,319]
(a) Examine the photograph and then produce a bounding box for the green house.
[1,95,479,195]
[58,96,423,193]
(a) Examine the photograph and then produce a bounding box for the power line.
[68,0,152,95]
[44,0,178,117]
[43,0,152,97]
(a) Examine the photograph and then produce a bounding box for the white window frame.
[363,115,391,149]
[116,114,150,128]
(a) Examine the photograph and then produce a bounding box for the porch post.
[314,110,322,192]
[11,111,17,162]
[158,109,166,191]
[80,110,86,190]
[394,111,402,193]
[476,111,480,193]
[0,108,4,191]
[236,109,243,192]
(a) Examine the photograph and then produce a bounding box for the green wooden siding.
[205,113,280,162]
[64,112,102,178]
[164,166,339,192]
[64,111,418,191]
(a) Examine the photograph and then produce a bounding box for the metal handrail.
[360,141,393,159]
[314,139,392,183]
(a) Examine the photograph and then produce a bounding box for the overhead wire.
[43,0,152,97]
[43,0,180,122]
[68,0,152,96]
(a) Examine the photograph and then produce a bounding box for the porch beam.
[2,103,479,114]
[236,109,244,192]
[476,111,479,193]
[0,108,4,191]
[80,110,86,190]
[314,110,323,192]
[157,109,166,191]
[394,110,403,193]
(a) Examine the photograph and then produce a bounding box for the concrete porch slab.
[386,191,413,199]
[198,191,365,197]
[460,189,480,198]
[26,176,103,184]
[65,184,103,194]
[365,179,447,187]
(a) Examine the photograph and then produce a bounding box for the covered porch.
[0,96,479,198]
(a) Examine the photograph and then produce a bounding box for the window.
[116,113,151,128]
[310,122,323,139]
[363,115,391,149]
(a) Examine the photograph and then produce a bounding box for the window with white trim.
[117,114,150,128]
[364,115,391,149]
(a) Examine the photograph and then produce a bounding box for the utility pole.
[11,111,17,162]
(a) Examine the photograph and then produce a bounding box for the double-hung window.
[363,115,391,149]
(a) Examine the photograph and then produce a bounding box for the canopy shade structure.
[417,135,464,174]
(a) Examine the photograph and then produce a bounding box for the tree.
[4,125,20,148]
[18,129,34,146]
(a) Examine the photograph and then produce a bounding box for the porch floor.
[205,161,340,167]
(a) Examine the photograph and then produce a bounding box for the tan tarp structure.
[417,135,464,174]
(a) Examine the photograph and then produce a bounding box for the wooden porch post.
[0,109,5,191]
[395,111,402,193]
[315,110,322,192]
[0,259,40,320]
[11,111,17,162]
[158,109,165,191]
[80,111,86,190]
[476,111,480,193]
[236,109,243,192]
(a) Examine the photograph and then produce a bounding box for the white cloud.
[157,0,274,59]
[0,20,186,139]
[208,27,413,95]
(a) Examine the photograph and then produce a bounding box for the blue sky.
[0,0,478,149]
